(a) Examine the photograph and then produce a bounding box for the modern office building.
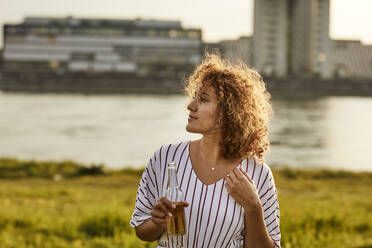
[332,40,372,79]
[253,0,332,78]
[2,17,202,77]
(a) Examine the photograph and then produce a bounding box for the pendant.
[211,167,216,171]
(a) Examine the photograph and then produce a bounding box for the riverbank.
[1,71,372,96]
[266,76,372,97]
[1,157,372,247]
[0,71,183,95]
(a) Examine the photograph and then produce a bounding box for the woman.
[130,54,281,248]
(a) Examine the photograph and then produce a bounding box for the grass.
[1,158,372,248]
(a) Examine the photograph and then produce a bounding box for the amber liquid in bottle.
[165,161,186,236]
[166,202,186,235]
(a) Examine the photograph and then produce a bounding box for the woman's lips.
[188,115,197,121]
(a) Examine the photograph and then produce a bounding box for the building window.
[71,53,94,61]
[169,29,178,38]
[187,31,200,39]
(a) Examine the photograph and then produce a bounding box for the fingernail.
[168,212,173,217]
[172,204,176,209]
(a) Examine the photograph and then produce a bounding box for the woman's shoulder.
[244,158,275,184]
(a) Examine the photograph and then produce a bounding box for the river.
[0,91,371,171]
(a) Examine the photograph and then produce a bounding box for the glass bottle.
[165,161,186,236]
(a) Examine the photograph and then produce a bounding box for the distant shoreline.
[266,76,372,97]
[0,71,372,96]
[1,157,372,179]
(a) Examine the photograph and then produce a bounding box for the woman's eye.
[200,97,207,102]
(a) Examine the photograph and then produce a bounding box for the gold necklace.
[199,149,218,172]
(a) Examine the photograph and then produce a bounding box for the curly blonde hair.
[184,53,273,164]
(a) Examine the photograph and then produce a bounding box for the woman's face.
[186,84,220,135]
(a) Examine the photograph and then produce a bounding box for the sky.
[0,0,372,48]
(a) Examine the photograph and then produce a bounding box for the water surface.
[0,92,371,171]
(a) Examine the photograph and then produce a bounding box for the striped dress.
[130,141,281,248]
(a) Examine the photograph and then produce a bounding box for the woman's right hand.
[150,197,189,229]
[150,197,175,229]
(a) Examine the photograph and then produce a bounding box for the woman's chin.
[186,124,199,133]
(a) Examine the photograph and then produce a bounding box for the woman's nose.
[187,98,197,112]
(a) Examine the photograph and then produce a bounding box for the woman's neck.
[199,133,222,165]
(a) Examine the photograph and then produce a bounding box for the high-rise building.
[253,0,287,77]
[253,0,332,78]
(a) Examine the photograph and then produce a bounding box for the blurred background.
[1,1,372,248]
[0,0,371,171]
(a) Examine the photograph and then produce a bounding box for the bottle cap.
[168,161,176,169]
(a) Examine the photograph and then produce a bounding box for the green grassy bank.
[0,158,372,248]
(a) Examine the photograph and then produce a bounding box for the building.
[253,0,332,78]
[218,36,253,66]
[253,0,287,77]
[332,40,372,79]
[203,37,253,70]
[2,17,202,78]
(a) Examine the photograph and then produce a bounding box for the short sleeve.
[259,164,281,248]
[129,151,160,227]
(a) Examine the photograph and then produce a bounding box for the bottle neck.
[168,162,178,189]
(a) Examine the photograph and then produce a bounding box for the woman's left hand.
[225,167,261,213]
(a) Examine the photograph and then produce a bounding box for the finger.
[235,167,250,182]
[225,180,231,193]
[239,167,253,183]
[155,201,169,214]
[230,169,238,181]
[239,168,258,193]
[152,217,166,227]
[152,209,167,218]
[232,167,242,179]
[152,216,166,223]
[225,173,232,184]
[225,175,234,192]
[160,198,176,217]
[160,197,176,210]
[183,202,190,207]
